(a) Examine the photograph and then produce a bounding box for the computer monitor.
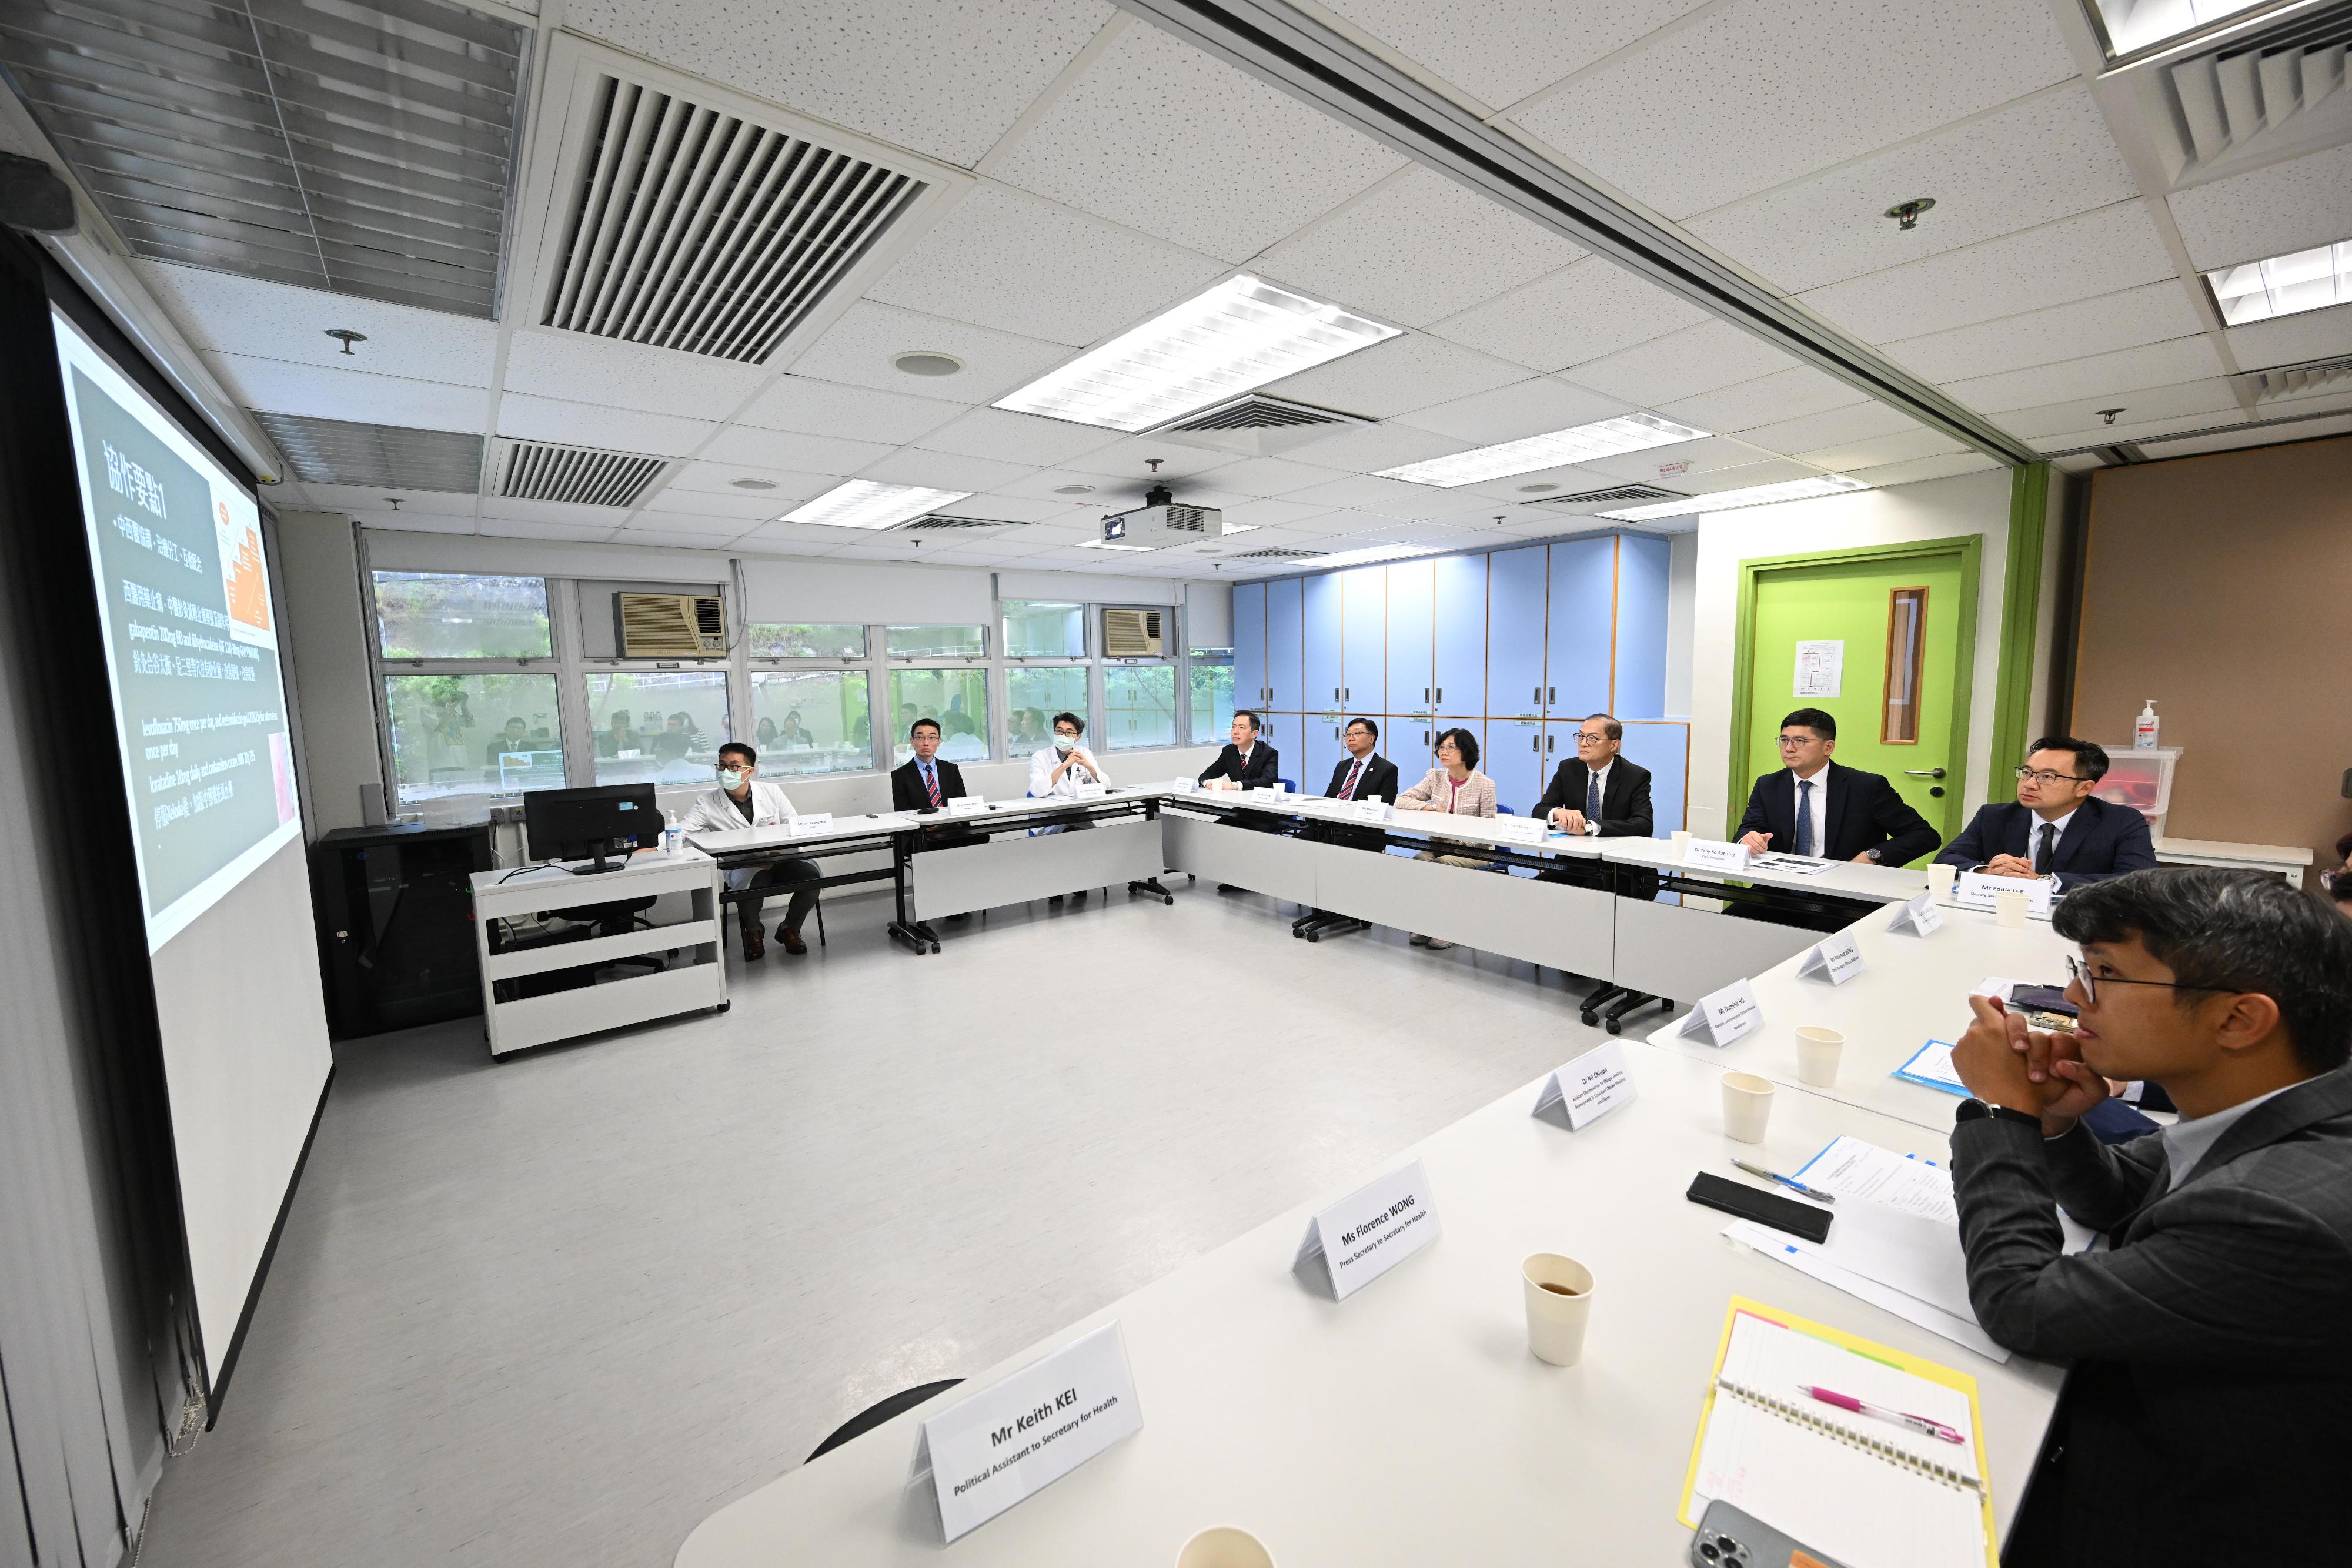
[523,784,659,872]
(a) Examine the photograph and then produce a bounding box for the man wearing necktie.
[1733,707,1939,867]
[890,718,981,858]
[1532,713,1656,902]
[1935,736,2158,892]
[1322,717,1400,814]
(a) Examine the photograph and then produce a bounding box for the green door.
[1742,549,1975,854]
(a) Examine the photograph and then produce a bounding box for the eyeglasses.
[2064,954,2226,1007]
[2015,766,2091,786]
[1775,735,1817,748]
[1573,732,1611,745]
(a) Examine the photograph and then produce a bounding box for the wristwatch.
[1863,847,1883,862]
[1955,1098,2043,1130]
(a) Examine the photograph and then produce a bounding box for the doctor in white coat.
[680,740,820,960]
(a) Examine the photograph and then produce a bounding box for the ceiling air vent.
[1233,547,1328,560]
[543,75,928,362]
[250,412,482,492]
[2231,353,2352,402]
[1524,483,1689,507]
[0,0,526,316]
[1148,394,1372,457]
[897,515,1030,532]
[497,442,668,507]
[2106,0,2352,183]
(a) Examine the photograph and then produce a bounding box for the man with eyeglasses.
[1733,707,1939,865]
[678,741,821,959]
[1934,735,2157,890]
[1943,867,2352,1564]
[1531,713,1656,900]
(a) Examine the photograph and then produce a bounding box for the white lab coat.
[679,780,797,888]
[1027,743,1107,800]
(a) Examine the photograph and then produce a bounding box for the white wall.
[1663,529,1697,719]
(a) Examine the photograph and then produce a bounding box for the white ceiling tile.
[560,0,1114,167]
[494,394,714,456]
[694,425,893,473]
[667,461,838,500]
[854,445,1039,492]
[1256,167,1587,327]
[356,510,475,533]
[1681,457,1829,492]
[1560,319,1798,408]
[212,353,490,430]
[501,331,769,422]
[1797,202,2179,342]
[739,520,888,550]
[478,497,633,529]
[1022,440,1237,491]
[2166,143,2352,270]
[1210,496,1332,530]
[2007,378,2245,442]
[1429,256,1712,372]
[1847,452,2002,485]
[1274,422,1468,473]
[912,405,1127,466]
[988,21,1405,262]
[2223,302,2352,370]
[1576,434,1785,483]
[1793,427,1965,470]
[136,261,500,386]
[1735,401,1919,456]
[1683,86,2137,293]
[1280,473,1466,517]
[783,301,1074,402]
[477,517,621,542]
[948,493,1087,523]
[1659,365,1867,432]
[1259,332,1531,418]
[637,488,790,520]
[1178,456,1348,496]
[733,375,967,443]
[1388,375,1634,443]
[1508,0,2076,219]
[1943,335,2225,414]
[1319,0,1712,111]
[1882,281,2206,383]
[867,183,1227,345]
[2144,412,2352,457]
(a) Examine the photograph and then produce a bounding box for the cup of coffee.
[1927,862,1957,901]
[1177,1527,1275,1568]
[1521,1253,1596,1367]
[1795,1026,1844,1086]
[1722,1072,1775,1144]
[1994,888,2029,930]
[1671,830,1692,855]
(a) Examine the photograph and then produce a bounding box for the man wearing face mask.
[679,741,821,960]
[1026,712,1109,847]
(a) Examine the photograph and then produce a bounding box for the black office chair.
[806,1379,963,1463]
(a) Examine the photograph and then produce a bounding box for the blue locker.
[1267,577,1304,716]
[1485,717,1546,813]
[1303,573,1341,713]
[1619,720,1689,837]
[1545,536,1615,721]
[1339,566,1386,716]
[1385,560,1434,718]
[1388,716,1438,778]
[1301,717,1344,794]
[1613,533,1671,720]
[1233,581,1267,708]
[1486,546,1548,720]
[1431,553,1485,716]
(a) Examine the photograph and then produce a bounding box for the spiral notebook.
[1681,1299,1995,1568]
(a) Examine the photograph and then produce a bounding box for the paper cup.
[1994,888,2029,930]
[1795,1026,1844,1087]
[1521,1253,1596,1367]
[1927,862,1957,901]
[1177,1527,1275,1568]
[1671,830,1692,855]
[1721,1072,1775,1144]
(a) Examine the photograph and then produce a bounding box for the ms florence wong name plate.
[910,1322,1142,1542]
[1294,1159,1440,1301]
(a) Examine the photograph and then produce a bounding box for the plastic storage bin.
[2091,744,2180,830]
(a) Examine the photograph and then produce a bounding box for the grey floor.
[139,882,1621,1567]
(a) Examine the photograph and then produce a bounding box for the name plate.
[1682,838,1752,873]
[1073,781,1110,800]
[1294,1159,1439,1302]
[1350,799,1391,823]
[947,795,986,815]
[1171,777,1198,794]
[1796,931,1867,985]
[1531,1041,1638,1130]
[787,813,834,836]
[1955,871,2052,917]
[1495,815,1549,844]
[910,1322,1142,1543]
[1676,979,1763,1048]
[1886,891,1944,936]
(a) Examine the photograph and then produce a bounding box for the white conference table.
[676,1042,2063,1566]
[902,793,1172,922]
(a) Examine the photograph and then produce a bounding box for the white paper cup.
[1671,830,1692,855]
[1994,888,2029,929]
[1521,1253,1596,1367]
[1722,1072,1775,1144]
[1927,862,1957,901]
[1177,1527,1275,1568]
[1795,1026,1845,1087]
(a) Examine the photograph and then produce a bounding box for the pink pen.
[1798,1384,1965,1444]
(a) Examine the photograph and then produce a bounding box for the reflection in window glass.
[373,572,552,659]
[1007,667,1086,755]
[1105,664,1176,750]
[750,670,873,777]
[1003,601,1085,658]
[1189,650,1235,744]
[886,624,987,658]
[586,670,731,786]
[748,622,867,658]
[384,672,562,804]
[888,668,989,764]
[1882,587,1927,745]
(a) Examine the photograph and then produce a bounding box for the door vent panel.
[498,441,669,506]
[251,412,483,492]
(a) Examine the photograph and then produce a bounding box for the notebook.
[1681,1299,1995,1568]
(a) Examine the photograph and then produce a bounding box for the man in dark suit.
[1945,867,2352,1564]
[1531,713,1657,900]
[1936,735,2158,891]
[1323,716,1399,807]
[1733,707,1939,865]
[891,718,980,861]
[1199,709,1279,790]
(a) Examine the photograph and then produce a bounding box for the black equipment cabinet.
[310,823,493,1038]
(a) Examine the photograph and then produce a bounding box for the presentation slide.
[54,310,300,952]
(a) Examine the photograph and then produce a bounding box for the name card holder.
[1796,931,1867,985]
[1531,1041,1638,1131]
[1682,838,1752,874]
[1350,799,1391,823]
[1496,815,1549,844]
[947,795,986,815]
[1073,781,1110,800]
[1171,777,1198,794]
[908,1322,1143,1543]
[1954,871,2053,917]
[787,813,834,837]
[1293,1159,1439,1302]
[1675,979,1764,1047]
[1886,891,1944,935]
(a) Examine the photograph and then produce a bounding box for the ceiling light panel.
[782,480,970,530]
[1374,412,1707,487]
[1312,542,1442,568]
[2086,0,2281,56]
[2204,240,2352,325]
[1601,474,1870,521]
[994,276,1400,433]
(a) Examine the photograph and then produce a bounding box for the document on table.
[1896,1040,1970,1096]
[1749,853,1838,877]
[1796,1136,1955,1222]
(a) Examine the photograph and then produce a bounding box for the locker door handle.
[1546,735,1556,754]
[1343,687,1349,701]
[1333,687,1339,700]
[1531,734,1539,752]
[1435,687,1442,703]
[1548,686,1555,704]
[1423,687,1430,703]
[1533,686,1541,704]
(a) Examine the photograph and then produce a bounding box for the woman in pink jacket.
[1396,727,1498,949]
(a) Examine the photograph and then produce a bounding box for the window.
[748,622,866,658]
[887,624,987,658]
[750,670,873,777]
[888,669,989,764]
[585,670,733,785]
[374,572,551,659]
[1003,600,1086,658]
[1105,664,1176,750]
[1189,648,1234,744]
[1007,666,1087,755]
[383,673,562,804]
[1882,587,1927,745]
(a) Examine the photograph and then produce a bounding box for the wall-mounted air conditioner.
[617,592,727,657]
[1104,607,1166,657]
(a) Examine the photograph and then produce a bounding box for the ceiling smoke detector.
[1054,483,1095,494]
[894,351,963,377]
[1883,197,1937,230]
[730,477,778,490]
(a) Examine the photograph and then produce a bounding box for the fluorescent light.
[994,276,1401,433]
[1312,542,1441,569]
[1600,474,1869,521]
[1376,412,1708,488]
[1074,539,1153,551]
[783,480,971,530]
[2204,240,2351,326]
[2087,0,2277,56]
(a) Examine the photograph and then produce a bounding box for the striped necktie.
[924,764,941,806]
[1340,758,1364,800]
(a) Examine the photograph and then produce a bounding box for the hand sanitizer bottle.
[663,810,683,855]
[2133,700,2159,750]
